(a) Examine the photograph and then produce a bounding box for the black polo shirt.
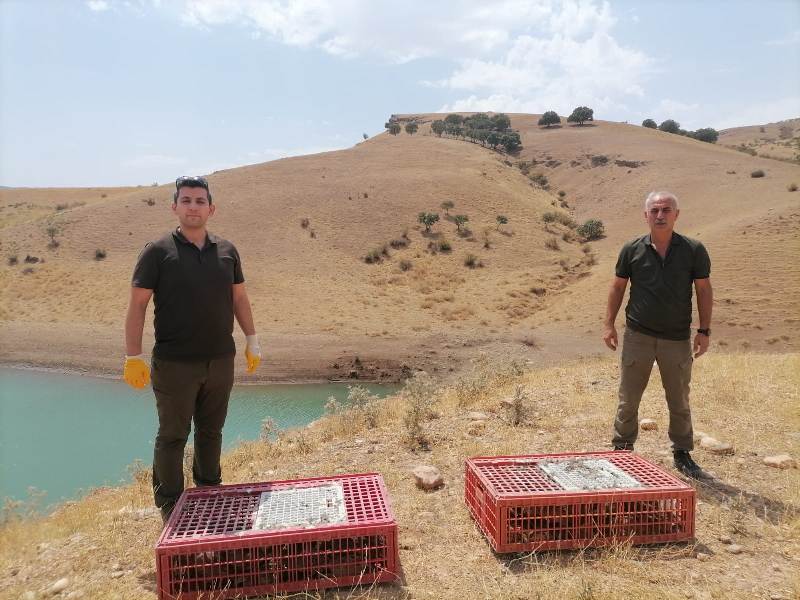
[132,228,245,360]
[615,232,710,341]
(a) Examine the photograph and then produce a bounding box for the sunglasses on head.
[175,175,209,190]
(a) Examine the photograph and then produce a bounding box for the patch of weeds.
[300,217,310,229]
[142,197,156,206]
[735,145,757,156]
[558,190,566,198]
[402,371,437,450]
[590,155,609,167]
[327,385,381,429]
[390,237,409,249]
[7,255,18,266]
[399,259,413,272]
[55,203,69,211]
[363,248,384,264]
[464,253,482,268]
[750,169,765,178]
[438,240,452,253]
[259,417,277,442]
[788,182,798,192]
[24,255,39,263]
[530,173,549,188]
[94,249,107,260]
[542,211,576,228]
[544,237,560,251]
[577,219,605,241]
[503,385,530,425]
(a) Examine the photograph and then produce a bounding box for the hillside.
[1,115,799,381]
[718,118,800,163]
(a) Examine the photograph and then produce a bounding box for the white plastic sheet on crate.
[538,458,641,491]
[253,484,347,530]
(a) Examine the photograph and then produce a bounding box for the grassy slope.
[1,353,798,599]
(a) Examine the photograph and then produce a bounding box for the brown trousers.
[151,355,234,517]
[612,328,694,451]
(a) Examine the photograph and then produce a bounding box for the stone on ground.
[412,465,444,491]
[700,436,735,455]
[725,544,744,554]
[639,418,658,431]
[763,454,797,469]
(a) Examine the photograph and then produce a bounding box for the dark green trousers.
[151,355,234,518]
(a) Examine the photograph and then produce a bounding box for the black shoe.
[613,444,633,451]
[673,450,712,480]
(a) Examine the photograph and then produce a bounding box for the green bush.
[658,119,680,134]
[567,106,594,125]
[788,183,798,192]
[438,240,452,253]
[542,212,576,228]
[530,173,549,188]
[94,249,107,261]
[538,111,560,127]
[363,249,383,264]
[750,169,765,178]
[642,119,657,129]
[577,219,605,240]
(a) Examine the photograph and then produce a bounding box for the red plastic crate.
[155,473,399,599]
[465,451,695,553]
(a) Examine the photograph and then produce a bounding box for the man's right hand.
[123,355,151,389]
[603,325,618,351]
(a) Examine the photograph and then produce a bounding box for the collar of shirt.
[173,227,218,249]
[644,232,681,248]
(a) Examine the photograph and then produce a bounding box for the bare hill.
[718,117,800,163]
[1,115,799,379]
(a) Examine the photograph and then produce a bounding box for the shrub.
[544,237,560,251]
[438,240,452,253]
[363,192,368,199]
[538,111,561,127]
[389,237,409,249]
[94,249,107,260]
[735,145,757,156]
[692,127,719,143]
[431,120,446,136]
[453,214,469,231]
[530,173,549,188]
[577,219,605,240]
[300,217,310,229]
[363,249,382,264]
[542,211,576,228]
[402,371,437,450]
[750,169,765,178]
[558,190,566,198]
[418,212,440,232]
[658,119,681,134]
[388,123,401,135]
[642,119,657,129]
[496,215,508,229]
[143,197,156,206]
[530,286,546,296]
[464,253,480,268]
[8,255,18,266]
[501,132,522,152]
[55,203,68,211]
[788,183,798,192]
[404,121,418,135]
[399,259,413,271]
[567,106,594,125]
[591,155,609,167]
[503,385,530,426]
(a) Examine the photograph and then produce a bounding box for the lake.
[0,367,398,508]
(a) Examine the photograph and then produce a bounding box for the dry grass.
[3,353,797,599]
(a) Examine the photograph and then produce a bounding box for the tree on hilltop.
[642,119,657,129]
[405,122,419,135]
[445,114,464,126]
[487,131,501,149]
[418,212,440,232]
[658,119,680,134]
[538,111,561,128]
[692,127,719,143]
[431,120,446,137]
[388,123,401,135]
[491,113,511,131]
[567,106,594,126]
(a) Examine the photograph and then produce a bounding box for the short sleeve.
[692,242,711,279]
[614,243,632,279]
[131,242,160,289]
[231,244,245,284]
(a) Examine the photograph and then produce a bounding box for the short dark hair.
[173,175,213,204]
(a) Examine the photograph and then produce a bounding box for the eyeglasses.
[175,175,209,190]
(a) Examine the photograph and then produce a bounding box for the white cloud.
[713,96,800,130]
[765,30,800,46]
[86,0,110,11]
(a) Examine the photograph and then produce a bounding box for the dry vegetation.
[1,353,798,599]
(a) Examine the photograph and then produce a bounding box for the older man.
[603,191,713,479]
[123,175,262,520]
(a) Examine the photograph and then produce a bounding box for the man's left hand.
[693,333,710,358]
[245,334,261,373]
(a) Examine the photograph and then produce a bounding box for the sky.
[1,0,798,188]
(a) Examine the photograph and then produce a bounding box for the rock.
[466,411,489,421]
[467,422,486,436]
[48,578,69,594]
[22,592,37,600]
[693,430,708,443]
[725,544,743,554]
[718,535,732,544]
[110,571,124,579]
[736,458,745,465]
[700,436,735,455]
[696,552,710,562]
[763,454,797,469]
[65,592,84,599]
[639,418,658,431]
[412,465,444,491]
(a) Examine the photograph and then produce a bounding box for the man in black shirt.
[123,176,261,520]
[603,191,713,479]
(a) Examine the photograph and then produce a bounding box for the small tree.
[496,215,508,230]
[491,113,511,131]
[538,111,561,128]
[440,200,454,215]
[46,224,61,249]
[577,219,605,241]
[362,133,368,140]
[658,119,680,134]
[431,120,445,137]
[454,214,469,231]
[418,212,440,232]
[388,123,401,136]
[692,127,719,143]
[642,119,657,129]
[501,132,522,153]
[405,122,419,135]
[567,106,594,126]
[487,131,501,149]
[444,114,464,126]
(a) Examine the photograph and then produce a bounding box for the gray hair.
[645,191,679,210]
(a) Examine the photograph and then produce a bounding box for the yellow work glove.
[123,355,151,389]
[245,334,261,373]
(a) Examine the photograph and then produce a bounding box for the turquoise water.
[0,367,397,507]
